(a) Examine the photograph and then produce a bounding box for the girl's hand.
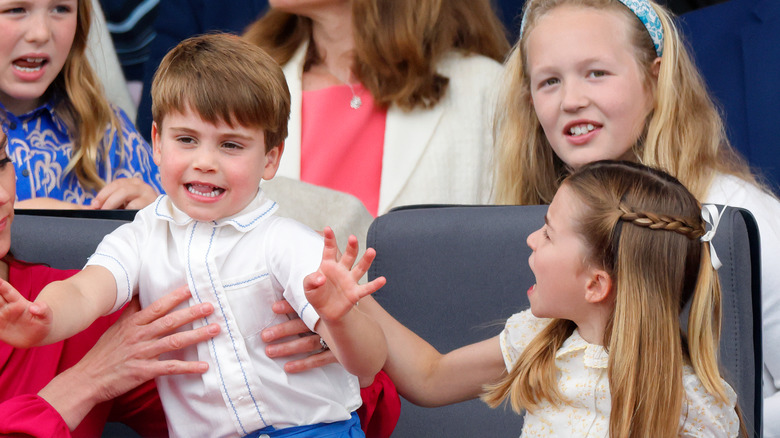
[39,286,219,429]
[262,299,339,373]
[91,177,158,210]
[0,278,52,347]
[304,228,386,323]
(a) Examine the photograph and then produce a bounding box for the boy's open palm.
[0,279,52,347]
[304,228,386,322]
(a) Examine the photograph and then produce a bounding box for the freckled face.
[152,108,281,222]
[526,5,655,170]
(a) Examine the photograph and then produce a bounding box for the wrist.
[38,364,102,430]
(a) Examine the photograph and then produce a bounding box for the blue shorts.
[242,412,364,438]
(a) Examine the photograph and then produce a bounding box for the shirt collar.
[555,329,609,369]
[153,189,279,232]
[0,97,68,135]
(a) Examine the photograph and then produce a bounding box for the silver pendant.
[350,95,362,109]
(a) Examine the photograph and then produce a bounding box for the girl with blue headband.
[493,0,780,434]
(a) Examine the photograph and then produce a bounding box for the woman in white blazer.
[244,0,509,216]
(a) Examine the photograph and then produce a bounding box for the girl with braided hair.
[488,0,780,431]
[366,160,742,437]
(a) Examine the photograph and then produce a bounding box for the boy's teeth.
[187,184,224,197]
[569,123,595,136]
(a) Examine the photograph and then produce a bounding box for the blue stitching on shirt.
[186,223,250,435]
[154,196,173,220]
[223,273,269,289]
[92,252,132,310]
[227,202,276,228]
[203,224,268,427]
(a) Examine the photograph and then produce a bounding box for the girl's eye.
[53,5,72,14]
[540,77,559,88]
[588,70,607,78]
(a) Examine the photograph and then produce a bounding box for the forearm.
[360,296,505,407]
[318,306,387,378]
[35,272,115,345]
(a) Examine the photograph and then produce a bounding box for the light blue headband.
[519,0,664,57]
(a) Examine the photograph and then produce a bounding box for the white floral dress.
[500,310,740,437]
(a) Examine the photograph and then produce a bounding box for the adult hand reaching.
[263,299,339,373]
[38,286,219,430]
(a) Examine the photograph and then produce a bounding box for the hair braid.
[618,204,704,239]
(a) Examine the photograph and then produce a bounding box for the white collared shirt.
[87,191,361,438]
[500,310,739,437]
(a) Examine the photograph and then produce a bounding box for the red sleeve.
[0,394,71,437]
[108,380,168,437]
[357,370,401,438]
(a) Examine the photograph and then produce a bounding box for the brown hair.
[492,0,757,205]
[51,0,124,192]
[484,161,742,437]
[242,0,510,111]
[151,33,291,151]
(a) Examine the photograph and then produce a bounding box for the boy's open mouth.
[186,183,225,198]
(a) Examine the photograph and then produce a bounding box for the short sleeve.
[680,366,740,437]
[85,204,155,314]
[499,309,551,371]
[264,217,325,331]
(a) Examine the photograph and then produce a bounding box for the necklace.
[325,66,362,109]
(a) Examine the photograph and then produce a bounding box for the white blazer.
[278,44,504,215]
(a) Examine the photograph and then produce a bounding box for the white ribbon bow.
[700,204,724,270]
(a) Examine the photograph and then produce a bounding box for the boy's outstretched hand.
[0,278,52,347]
[304,227,386,323]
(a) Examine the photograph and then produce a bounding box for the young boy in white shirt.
[0,33,387,438]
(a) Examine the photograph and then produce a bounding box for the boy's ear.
[262,142,284,180]
[584,269,612,304]
[151,122,162,166]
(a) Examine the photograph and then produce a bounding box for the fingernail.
[266,345,278,356]
[207,324,219,335]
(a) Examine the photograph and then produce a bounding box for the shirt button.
[21,169,29,177]
[259,435,270,438]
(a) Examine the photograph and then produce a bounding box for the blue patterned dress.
[1,99,162,205]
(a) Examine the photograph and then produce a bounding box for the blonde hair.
[242,0,510,111]
[483,160,741,437]
[50,0,123,192]
[151,33,291,151]
[493,0,756,205]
